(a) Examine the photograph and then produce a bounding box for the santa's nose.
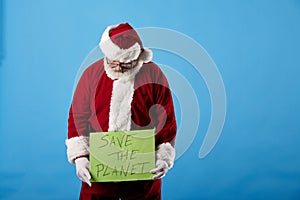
[115,65,122,72]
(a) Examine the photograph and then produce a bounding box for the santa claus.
[66,23,177,200]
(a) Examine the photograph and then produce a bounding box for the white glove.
[150,159,169,180]
[75,157,92,187]
[150,142,176,180]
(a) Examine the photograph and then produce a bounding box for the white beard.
[103,57,144,82]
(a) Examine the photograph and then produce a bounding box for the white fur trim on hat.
[99,24,142,63]
[65,136,90,164]
[156,142,176,168]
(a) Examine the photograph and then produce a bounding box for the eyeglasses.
[106,58,138,73]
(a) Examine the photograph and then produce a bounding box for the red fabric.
[109,23,143,49]
[68,59,176,198]
[68,59,176,143]
[79,180,161,200]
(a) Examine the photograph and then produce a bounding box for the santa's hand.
[150,142,176,180]
[75,157,92,187]
[150,159,169,180]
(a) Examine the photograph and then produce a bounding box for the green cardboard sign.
[89,129,155,182]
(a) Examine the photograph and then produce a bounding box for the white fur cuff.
[65,136,90,164]
[156,142,176,168]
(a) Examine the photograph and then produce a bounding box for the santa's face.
[106,58,138,73]
[104,57,143,80]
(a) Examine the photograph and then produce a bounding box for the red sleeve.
[151,66,177,145]
[68,68,91,139]
[68,59,105,140]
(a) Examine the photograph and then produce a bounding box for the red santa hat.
[99,23,153,63]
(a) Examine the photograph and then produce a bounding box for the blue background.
[1,0,300,199]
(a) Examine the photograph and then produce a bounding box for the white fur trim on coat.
[99,24,142,63]
[65,136,90,164]
[108,78,135,131]
[156,142,176,168]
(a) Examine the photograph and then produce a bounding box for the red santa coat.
[66,57,177,198]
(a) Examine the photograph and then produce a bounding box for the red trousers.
[79,180,161,200]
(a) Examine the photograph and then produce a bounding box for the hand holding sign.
[89,129,155,182]
[150,159,169,180]
[75,157,92,186]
